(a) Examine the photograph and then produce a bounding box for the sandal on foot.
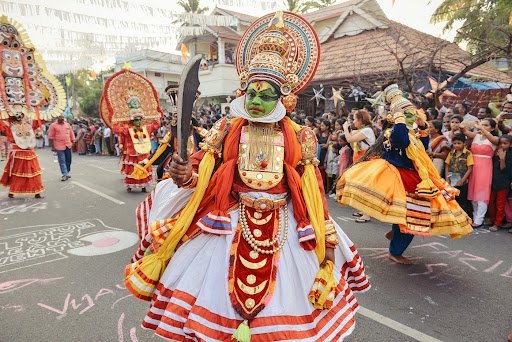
[489,225,500,232]
[355,218,370,223]
[35,194,44,199]
[8,193,13,198]
[352,212,363,217]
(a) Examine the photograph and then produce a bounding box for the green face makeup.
[245,81,279,118]
[404,110,415,128]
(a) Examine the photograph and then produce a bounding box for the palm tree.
[281,0,311,14]
[177,0,209,14]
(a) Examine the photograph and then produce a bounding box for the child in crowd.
[444,133,474,215]
[442,115,452,133]
[85,127,93,154]
[337,133,353,178]
[488,135,512,231]
[444,114,463,143]
[325,133,339,194]
[327,144,341,197]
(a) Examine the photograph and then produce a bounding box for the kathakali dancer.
[103,69,162,192]
[125,11,369,341]
[336,83,473,264]
[132,86,207,182]
[0,15,66,198]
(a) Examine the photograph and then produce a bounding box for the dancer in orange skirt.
[337,83,473,264]
[0,110,44,198]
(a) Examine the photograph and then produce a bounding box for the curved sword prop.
[177,54,202,164]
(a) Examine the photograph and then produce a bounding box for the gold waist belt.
[239,194,287,212]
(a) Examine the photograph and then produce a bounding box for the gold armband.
[297,127,318,164]
[324,219,336,236]
[392,112,406,124]
[325,233,339,246]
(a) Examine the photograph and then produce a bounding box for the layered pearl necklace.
[239,201,288,254]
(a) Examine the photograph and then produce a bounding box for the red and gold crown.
[235,11,320,111]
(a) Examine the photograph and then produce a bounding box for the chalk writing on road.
[360,241,511,286]
[0,219,138,273]
[0,201,47,214]
[0,277,63,294]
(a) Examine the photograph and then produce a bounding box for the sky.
[2,0,458,74]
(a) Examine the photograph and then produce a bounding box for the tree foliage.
[304,0,338,10]
[177,0,209,14]
[281,0,311,13]
[430,0,512,62]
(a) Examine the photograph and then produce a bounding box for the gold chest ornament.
[129,126,151,154]
[238,125,284,190]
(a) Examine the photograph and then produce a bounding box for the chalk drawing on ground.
[0,219,138,273]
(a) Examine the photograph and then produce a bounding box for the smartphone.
[501,113,512,120]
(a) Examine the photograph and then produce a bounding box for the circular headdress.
[103,69,164,124]
[0,15,66,120]
[98,94,112,128]
[235,11,320,97]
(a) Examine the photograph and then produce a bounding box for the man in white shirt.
[456,102,477,122]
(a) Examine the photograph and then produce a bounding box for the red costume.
[0,118,44,195]
[113,119,160,189]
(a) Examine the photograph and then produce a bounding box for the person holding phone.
[497,101,512,134]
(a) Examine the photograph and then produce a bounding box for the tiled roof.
[216,7,258,24]
[207,26,240,40]
[314,15,512,85]
[303,0,363,22]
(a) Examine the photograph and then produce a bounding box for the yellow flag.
[181,43,188,62]
[391,0,396,5]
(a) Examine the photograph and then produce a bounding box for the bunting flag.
[181,43,189,62]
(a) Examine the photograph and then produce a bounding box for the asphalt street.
[0,149,511,342]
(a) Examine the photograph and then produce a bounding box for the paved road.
[0,150,511,342]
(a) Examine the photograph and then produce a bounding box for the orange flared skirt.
[336,159,472,239]
[122,154,153,188]
[0,147,44,195]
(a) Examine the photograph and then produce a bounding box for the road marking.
[71,181,125,204]
[358,306,444,342]
[87,164,119,173]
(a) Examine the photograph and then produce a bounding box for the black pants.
[105,136,113,155]
[455,183,471,216]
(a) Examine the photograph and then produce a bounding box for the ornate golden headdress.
[0,15,66,119]
[235,11,320,112]
[103,69,163,124]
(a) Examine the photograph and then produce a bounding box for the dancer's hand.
[169,153,191,187]
[320,247,335,268]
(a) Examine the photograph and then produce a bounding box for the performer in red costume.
[0,107,44,198]
[113,111,160,192]
[0,15,66,198]
[102,69,163,192]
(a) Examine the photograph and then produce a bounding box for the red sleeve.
[112,123,128,136]
[0,120,8,134]
[147,119,161,134]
